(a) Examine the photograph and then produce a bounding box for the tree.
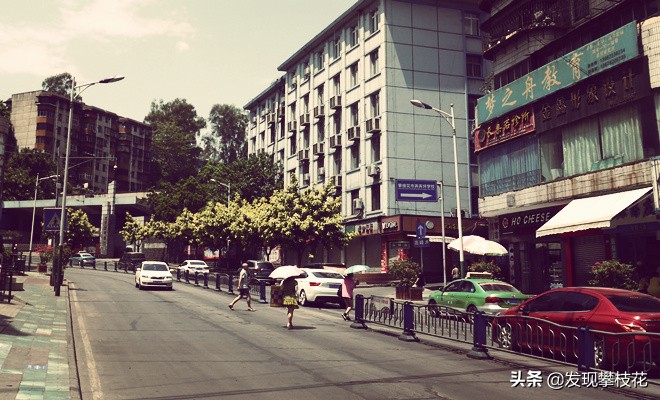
[65,209,98,250]
[194,201,232,255]
[0,100,10,119]
[42,72,80,100]
[204,104,247,163]
[144,99,206,184]
[119,213,146,251]
[146,176,210,222]
[2,149,58,200]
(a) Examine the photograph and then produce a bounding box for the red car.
[492,287,660,370]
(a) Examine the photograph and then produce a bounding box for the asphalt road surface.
[66,268,656,400]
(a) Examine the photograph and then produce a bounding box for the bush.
[388,259,421,287]
[468,260,502,279]
[588,260,636,290]
[35,244,53,263]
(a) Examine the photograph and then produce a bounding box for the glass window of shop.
[479,134,540,197]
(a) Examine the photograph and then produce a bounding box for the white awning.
[406,234,456,243]
[536,187,652,237]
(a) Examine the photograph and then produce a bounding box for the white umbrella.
[447,235,486,252]
[464,239,508,256]
[345,264,371,275]
[269,265,304,280]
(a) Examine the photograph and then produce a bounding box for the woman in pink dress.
[341,273,358,321]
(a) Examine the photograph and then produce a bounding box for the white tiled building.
[245,0,488,279]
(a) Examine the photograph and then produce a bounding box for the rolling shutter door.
[572,235,606,286]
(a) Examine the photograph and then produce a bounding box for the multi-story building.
[245,0,489,280]
[475,0,660,294]
[8,90,152,194]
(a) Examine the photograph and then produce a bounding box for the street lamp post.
[210,179,231,206]
[54,75,124,296]
[436,181,447,287]
[28,173,59,268]
[411,99,465,278]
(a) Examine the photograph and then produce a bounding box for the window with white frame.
[369,91,380,118]
[349,62,359,88]
[369,49,379,77]
[302,95,309,114]
[333,74,341,96]
[370,184,381,211]
[302,61,310,80]
[466,54,483,78]
[317,84,324,105]
[333,149,342,175]
[368,9,379,34]
[290,132,297,154]
[350,142,360,169]
[333,112,341,135]
[332,36,341,60]
[464,12,480,36]
[290,102,297,121]
[349,102,359,127]
[349,23,359,47]
[317,120,325,142]
[370,134,381,162]
[315,50,324,71]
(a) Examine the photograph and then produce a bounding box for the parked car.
[427,276,531,316]
[492,287,660,370]
[135,261,173,290]
[295,268,345,306]
[118,252,146,271]
[246,260,275,285]
[178,260,209,276]
[70,252,96,267]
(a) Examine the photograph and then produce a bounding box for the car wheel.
[497,323,514,350]
[135,280,139,288]
[428,300,440,318]
[298,290,309,306]
[138,280,143,290]
[593,337,610,370]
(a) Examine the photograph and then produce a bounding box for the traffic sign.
[395,179,438,202]
[416,222,426,238]
[43,208,63,232]
[413,238,430,248]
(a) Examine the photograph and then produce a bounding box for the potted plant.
[35,244,53,273]
[388,258,422,300]
[468,260,502,279]
[589,260,636,290]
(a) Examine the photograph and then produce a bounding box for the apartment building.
[8,90,152,194]
[476,0,660,294]
[245,0,488,280]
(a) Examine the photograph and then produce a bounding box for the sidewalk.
[0,272,74,400]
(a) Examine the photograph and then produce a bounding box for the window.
[350,142,360,169]
[349,24,359,47]
[332,36,341,59]
[317,122,325,142]
[333,112,342,135]
[289,103,297,121]
[350,189,360,214]
[464,12,480,36]
[369,91,380,118]
[290,132,297,154]
[349,62,359,88]
[370,184,381,211]
[317,84,324,105]
[302,95,309,114]
[371,134,381,162]
[302,61,310,80]
[466,55,482,78]
[368,9,379,34]
[333,74,341,96]
[315,51,324,70]
[573,0,590,21]
[349,102,359,127]
[333,150,342,175]
[369,50,379,77]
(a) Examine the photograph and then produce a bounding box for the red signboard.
[474,107,536,152]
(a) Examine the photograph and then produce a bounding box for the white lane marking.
[71,283,103,399]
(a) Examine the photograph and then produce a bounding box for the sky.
[0,0,357,124]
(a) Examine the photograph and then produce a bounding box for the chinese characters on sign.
[477,21,638,124]
[509,370,647,390]
[474,107,535,152]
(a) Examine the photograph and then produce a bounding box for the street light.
[411,99,465,278]
[54,74,124,296]
[436,181,447,287]
[210,179,231,206]
[28,173,59,268]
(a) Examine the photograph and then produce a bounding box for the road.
[66,268,654,400]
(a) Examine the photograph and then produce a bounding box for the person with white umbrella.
[269,265,305,329]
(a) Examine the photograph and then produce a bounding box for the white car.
[135,261,173,290]
[295,268,344,306]
[178,260,209,276]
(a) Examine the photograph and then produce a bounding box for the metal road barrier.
[354,294,660,374]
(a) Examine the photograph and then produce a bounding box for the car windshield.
[142,264,168,271]
[311,271,343,279]
[191,261,206,265]
[606,294,660,313]
[479,283,518,293]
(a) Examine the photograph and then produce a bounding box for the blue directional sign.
[395,179,438,202]
[43,208,63,232]
[416,222,426,238]
[413,238,430,248]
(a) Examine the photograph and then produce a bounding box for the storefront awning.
[536,187,652,237]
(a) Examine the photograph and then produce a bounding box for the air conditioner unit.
[366,164,380,176]
[291,77,298,86]
[347,126,361,141]
[353,198,364,211]
[278,103,286,116]
[260,108,269,118]
[366,117,381,133]
[304,66,310,77]
[331,175,343,187]
[287,121,297,132]
[313,142,325,155]
[313,105,325,119]
[297,149,309,161]
[329,95,342,109]
[450,208,467,218]
[318,167,325,176]
[329,135,342,148]
[303,173,310,183]
[299,113,310,126]
[267,113,276,125]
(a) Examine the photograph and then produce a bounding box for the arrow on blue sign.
[401,192,434,199]
[416,222,426,238]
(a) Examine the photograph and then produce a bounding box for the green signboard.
[477,21,639,124]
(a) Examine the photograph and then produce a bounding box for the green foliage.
[468,260,502,279]
[589,260,637,290]
[0,101,10,119]
[204,104,248,163]
[42,72,79,99]
[119,213,146,250]
[65,209,98,250]
[2,149,58,200]
[146,177,210,222]
[388,259,421,287]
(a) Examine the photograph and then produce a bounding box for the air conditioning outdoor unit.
[332,175,343,187]
[330,135,342,148]
[353,198,364,212]
[329,95,342,109]
[366,164,380,176]
[313,142,325,155]
[299,113,311,126]
[298,149,309,161]
[267,113,276,125]
[318,167,325,177]
[366,117,381,133]
[313,105,325,119]
[303,173,310,183]
[347,126,361,141]
[291,77,298,86]
[287,121,297,132]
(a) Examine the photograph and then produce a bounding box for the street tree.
[2,148,58,200]
[143,217,178,263]
[144,98,206,184]
[203,104,247,164]
[194,201,232,256]
[146,176,209,222]
[119,213,146,251]
[42,72,81,100]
